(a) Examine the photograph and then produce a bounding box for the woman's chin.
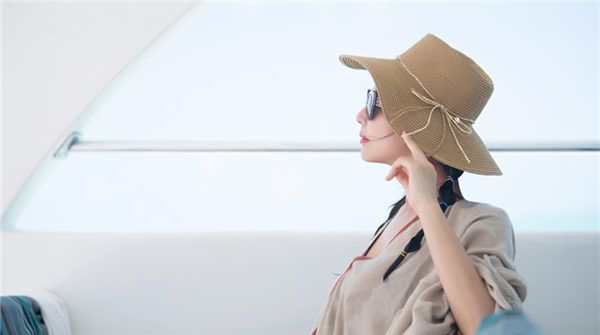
[360,150,378,163]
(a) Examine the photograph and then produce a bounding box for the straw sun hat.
[339,33,502,176]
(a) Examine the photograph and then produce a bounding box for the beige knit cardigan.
[310,199,528,335]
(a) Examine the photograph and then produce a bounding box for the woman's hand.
[384,130,439,213]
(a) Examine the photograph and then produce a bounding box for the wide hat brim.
[339,53,503,176]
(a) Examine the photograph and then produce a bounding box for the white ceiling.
[1,1,195,215]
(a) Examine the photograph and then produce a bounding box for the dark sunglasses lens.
[366,90,376,119]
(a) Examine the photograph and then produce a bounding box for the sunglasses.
[366,89,383,120]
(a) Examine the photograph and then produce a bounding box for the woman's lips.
[360,136,369,144]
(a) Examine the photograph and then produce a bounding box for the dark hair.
[370,163,465,282]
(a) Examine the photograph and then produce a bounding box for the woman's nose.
[356,106,367,124]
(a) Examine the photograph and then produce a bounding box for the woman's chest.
[363,231,395,258]
[364,214,420,258]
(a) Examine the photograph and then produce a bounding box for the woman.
[310,33,528,335]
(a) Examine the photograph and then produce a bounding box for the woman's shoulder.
[449,199,519,263]
[449,199,513,234]
[451,198,510,218]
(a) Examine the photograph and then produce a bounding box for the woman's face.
[356,86,410,166]
[357,85,451,192]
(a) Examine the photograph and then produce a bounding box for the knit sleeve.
[459,205,528,314]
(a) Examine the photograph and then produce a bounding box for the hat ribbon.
[392,56,477,164]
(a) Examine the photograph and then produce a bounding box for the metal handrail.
[51,132,600,158]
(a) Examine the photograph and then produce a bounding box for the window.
[4,2,598,232]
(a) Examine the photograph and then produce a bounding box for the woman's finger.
[385,166,407,181]
[385,155,411,181]
[402,131,427,161]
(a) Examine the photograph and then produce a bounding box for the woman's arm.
[417,200,496,335]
